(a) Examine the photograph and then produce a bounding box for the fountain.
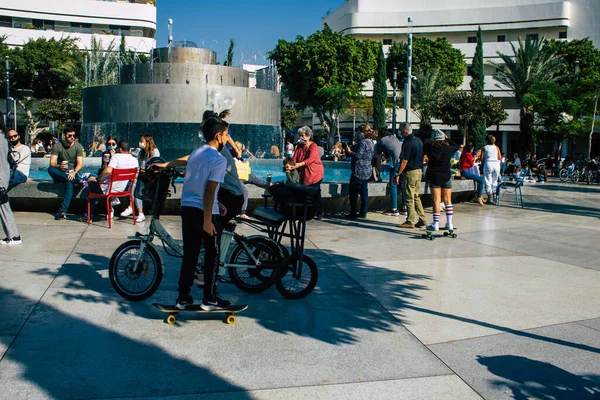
[81,41,281,161]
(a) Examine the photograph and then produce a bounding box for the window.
[71,22,92,34]
[559,31,567,39]
[526,33,539,41]
[0,16,11,28]
[110,25,130,36]
[497,35,506,42]
[382,38,392,45]
[467,36,477,44]
[33,19,44,29]
[44,20,54,30]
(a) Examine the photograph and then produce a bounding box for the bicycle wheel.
[228,237,281,293]
[276,254,318,300]
[559,168,568,182]
[109,240,163,301]
[570,170,579,183]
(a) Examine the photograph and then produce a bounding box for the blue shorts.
[428,177,453,189]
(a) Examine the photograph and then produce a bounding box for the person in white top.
[87,140,138,219]
[482,135,502,204]
[285,139,294,158]
[176,116,232,311]
[7,130,31,191]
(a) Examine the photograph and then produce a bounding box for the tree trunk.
[519,106,535,156]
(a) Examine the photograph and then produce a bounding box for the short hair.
[399,122,412,134]
[63,126,75,134]
[298,126,313,139]
[466,141,474,150]
[283,158,294,166]
[202,109,230,124]
[118,140,130,152]
[202,117,229,142]
[486,135,496,145]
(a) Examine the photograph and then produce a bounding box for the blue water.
[29,164,391,183]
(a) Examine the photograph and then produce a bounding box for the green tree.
[470,26,487,149]
[411,67,449,138]
[281,106,299,133]
[269,25,378,141]
[224,39,235,67]
[36,98,81,130]
[492,36,564,153]
[372,43,387,130]
[438,91,507,142]
[386,37,465,90]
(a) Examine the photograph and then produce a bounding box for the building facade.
[323,0,600,156]
[0,0,156,53]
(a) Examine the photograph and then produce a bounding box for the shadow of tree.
[0,287,252,399]
[28,244,432,346]
[478,355,600,399]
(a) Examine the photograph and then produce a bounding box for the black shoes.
[175,295,193,310]
[201,295,231,311]
[55,211,67,220]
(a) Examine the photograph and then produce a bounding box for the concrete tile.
[0,261,62,334]
[0,335,14,359]
[429,322,600,400]
[111,374,482,400]
[334,256,600,345]
[578,318,600,333]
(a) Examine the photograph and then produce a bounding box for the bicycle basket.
[268,181,319,221]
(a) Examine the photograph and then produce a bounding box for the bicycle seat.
[252,207,287,225]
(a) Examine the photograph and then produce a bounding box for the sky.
[155,0,345,66]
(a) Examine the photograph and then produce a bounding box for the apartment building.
[0,0,156,53]
[323,0,600,155]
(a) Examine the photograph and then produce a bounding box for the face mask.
[9,139,18,145]
[139,142,146,149]
[356,133,365,141]
[298,137,307,144]
[107,145,116,151]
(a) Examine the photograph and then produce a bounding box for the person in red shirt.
[459,142,485,206]
[287,126,325,219]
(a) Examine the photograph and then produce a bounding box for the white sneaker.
[120,206,133,217]
[136,213,146,223]
[110,207,114,220]
[440,203,446,211]
[110,198,120,206]
[425,223,439,231]
[445,223,454,231]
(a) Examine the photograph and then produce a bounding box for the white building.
[323,0,600,155]
[0,0,156,53]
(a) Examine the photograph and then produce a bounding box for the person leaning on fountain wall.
[48,126,85,220]
[0,112,22,245]
[7,130,31,191]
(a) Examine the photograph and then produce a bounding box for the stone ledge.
[7,179,477,214]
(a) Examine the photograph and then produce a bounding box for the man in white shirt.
[87,140,138,219]
[7,130,31,191]
[176,116,231,311]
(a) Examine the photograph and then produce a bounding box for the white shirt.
[181,145,227,214]
[10,144,31,177]
[106,153,138,193]
[286,143,294,154]
[484,145,499,162]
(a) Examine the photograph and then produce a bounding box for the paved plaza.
[1,180,599,399]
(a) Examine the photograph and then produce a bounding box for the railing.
[99,0,155,5]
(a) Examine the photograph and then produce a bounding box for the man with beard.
[7,130,31,191]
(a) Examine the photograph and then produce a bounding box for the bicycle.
[559,162,578,182]
[108,168,318,301]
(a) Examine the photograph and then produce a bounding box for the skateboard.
[422,227,458,240]
[152,303,248,325]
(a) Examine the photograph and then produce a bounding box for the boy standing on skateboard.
[176,116,231,311]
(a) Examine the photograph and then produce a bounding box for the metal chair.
[87,167,138,228]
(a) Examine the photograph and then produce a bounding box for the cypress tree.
[372,42,388,131]
[470,26,487,148]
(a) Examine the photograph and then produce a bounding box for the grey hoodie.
[0,131,10,188]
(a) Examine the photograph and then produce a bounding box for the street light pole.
[5,56,10,128]
[404,17,413,123]
[392,67,397,135]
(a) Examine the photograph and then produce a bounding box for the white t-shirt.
[105,153,138,193]
[181,145,227,214]
[11,144,31,176]
[286,143,294,154]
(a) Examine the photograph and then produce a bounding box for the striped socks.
[446,205,453,228]
[432,213,440,229]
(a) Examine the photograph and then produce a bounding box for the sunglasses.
[65,134,75,138]
[107,142,117,146]
[8,135,18,139]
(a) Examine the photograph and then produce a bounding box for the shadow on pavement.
[29,246,432,346]
[0,286,252,399]
[478,355,600,399]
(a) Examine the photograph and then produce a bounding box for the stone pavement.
[0,180,599,399]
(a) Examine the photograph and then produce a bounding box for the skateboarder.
[423,129,460,231]
[176,116,232,311]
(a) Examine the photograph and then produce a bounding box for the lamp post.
[392,67,397,135]
[404,17,413,123]
[5,56,10,128]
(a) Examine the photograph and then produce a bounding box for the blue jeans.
[48,166,80,213]
[388,164,405,211]
[349,176,369,217]
[8,170,27,191]
[461,170,485,198]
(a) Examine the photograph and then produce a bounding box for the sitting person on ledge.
[459,142,485,206]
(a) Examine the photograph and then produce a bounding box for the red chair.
[87,168,138,228]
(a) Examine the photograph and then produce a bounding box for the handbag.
[0,186,8,205]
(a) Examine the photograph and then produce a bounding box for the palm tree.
[492,36,564,152]
[411,67,449,139]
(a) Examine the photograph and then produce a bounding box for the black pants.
[218,187,244,225]
[308,180,323,217]
[349,177,369,217]
[178,206,221,301]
